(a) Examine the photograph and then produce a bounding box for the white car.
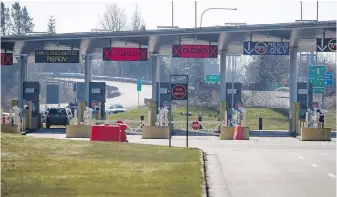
[105,104,127,115]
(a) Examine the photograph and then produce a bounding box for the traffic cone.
[233,125,243,140]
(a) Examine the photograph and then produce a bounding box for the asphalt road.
[126,136,336,197]
[57,78,152,108]
[26,130,336,197]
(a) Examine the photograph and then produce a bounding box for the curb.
[191,147,209,197]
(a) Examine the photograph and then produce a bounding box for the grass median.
[108,106,336,130]
[1,133,203,197]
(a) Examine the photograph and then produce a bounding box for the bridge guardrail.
[36,72,152,85]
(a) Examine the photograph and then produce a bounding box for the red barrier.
[90,124,121,142]
[2,116,6,124]
[233,125,243,140]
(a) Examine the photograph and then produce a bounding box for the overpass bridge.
[1,20,336,131]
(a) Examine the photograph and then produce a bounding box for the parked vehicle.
[45,108,69,128]
[105,104,127,115]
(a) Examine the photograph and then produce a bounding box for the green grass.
[109,106,336,130]
[1,133,203,197]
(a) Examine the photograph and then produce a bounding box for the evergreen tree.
[10,2,34,35]
[21,6,34,34]
[11,2,22,35]
[47,15,56,33]
[1,2,12,35]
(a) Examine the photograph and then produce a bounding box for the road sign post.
[169,75,189,148]
[137,79,142,108]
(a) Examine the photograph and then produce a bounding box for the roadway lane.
[58,78,152,108]
[125,136,336,197]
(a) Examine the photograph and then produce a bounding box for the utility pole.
[300,1,303,20]
[172,1,174,26]
[316,1,319,21]
[195,1,197,28]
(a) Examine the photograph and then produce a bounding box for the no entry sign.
[171,84,188,100]
[91,100,97,108]
[191,121,200,130]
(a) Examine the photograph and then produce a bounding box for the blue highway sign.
[243,41,290,55]
[325,72,333,86]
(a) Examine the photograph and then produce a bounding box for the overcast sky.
[3,0,337,33]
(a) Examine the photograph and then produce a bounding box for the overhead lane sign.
[1,53,13,65]
[243,41,289,55]
[103,47,148,61]
[316,38,336,52]
[35,50,80,63]
[172,45,218,58]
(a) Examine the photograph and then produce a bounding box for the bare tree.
[100,3,127,31]
[131,4,141,30]
[131,4,146,30]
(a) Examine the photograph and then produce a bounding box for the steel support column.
[289,46,298,132]
[219,50,227,121]
[151,53,158,101]
[18,55,27,109]
[84,55,92,106]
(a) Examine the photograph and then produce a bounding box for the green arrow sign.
[205,74,220,83]
[309,65,326,93]
[137,79,142,91]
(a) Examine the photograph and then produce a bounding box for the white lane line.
[312,164,318,168]
[298,156,304,159]
[328,174,336,179]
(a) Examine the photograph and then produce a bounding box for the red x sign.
[103,47,148,61]
[1,53,13,65]
[171,45,218,58]
[209,45,218,58]
[172,45,181,57]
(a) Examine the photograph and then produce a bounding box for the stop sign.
[172,85,187,100]
[191,121,200,130]
[116,120,124,125]
[91,100,97,108]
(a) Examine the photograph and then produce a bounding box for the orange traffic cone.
[233,125,243,140]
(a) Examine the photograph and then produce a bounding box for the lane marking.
[298,156,304,159]
[312,164,318,168]
[328,174,336,179]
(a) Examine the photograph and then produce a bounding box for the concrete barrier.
[1,124,20,134]
[298,128,332,141]
[220,126,249,140]
[66,125,92,138]
[142,126,170,139]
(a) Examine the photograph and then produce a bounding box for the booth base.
[66,125,92,138]
[142,126,170,139]
[297,128,332,141]
[220,126,249,140]
[1,125,20,134]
